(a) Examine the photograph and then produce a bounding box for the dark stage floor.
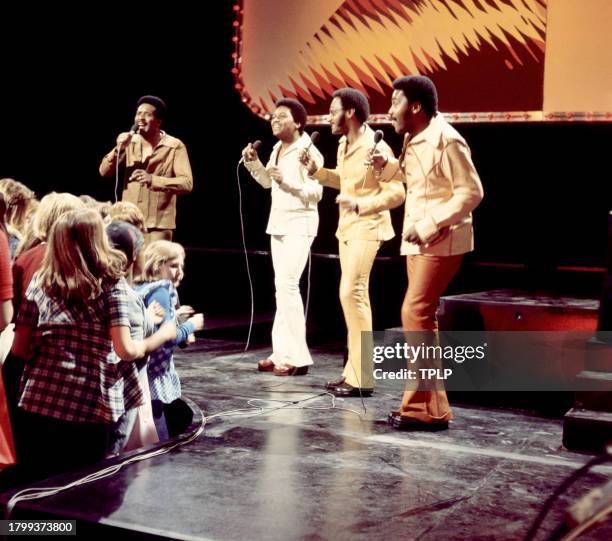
[2,338,611,540]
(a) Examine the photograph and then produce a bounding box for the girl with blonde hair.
[11,208,175,478]
[3,193,87,452]
[0,178,37,258]
[137,240,204,439]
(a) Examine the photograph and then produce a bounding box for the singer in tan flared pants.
[373,76,484,427]
[301,88,405,396]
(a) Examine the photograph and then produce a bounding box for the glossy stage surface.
[2,339,611,540]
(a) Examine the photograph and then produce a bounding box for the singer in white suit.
[242,99,324,376]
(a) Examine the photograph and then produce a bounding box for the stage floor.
[3,338,612,540]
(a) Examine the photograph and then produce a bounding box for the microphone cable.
[114,124,139,203]
[235,160,255,354]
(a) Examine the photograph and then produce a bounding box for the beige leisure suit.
[379,113,484,422]
[313,125,405,389]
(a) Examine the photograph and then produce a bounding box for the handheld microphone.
[307,131,320,150]
[368,129,385,171]
[240,140,262,164]
[117,124,140,155]
[361,129,386,189]
[373,129,384,146]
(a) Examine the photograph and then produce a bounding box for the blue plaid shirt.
[17,276,144,424]
[136,280,195,404]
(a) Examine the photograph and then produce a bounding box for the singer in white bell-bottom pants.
[244,125,324,369]
[269,234,314,368]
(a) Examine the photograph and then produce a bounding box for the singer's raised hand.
[268,166,284,184]
[241,143,259,163]
[116,132,133,150]
[299,149,318,176]
[365,147,389,171]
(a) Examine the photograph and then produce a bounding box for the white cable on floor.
[5,391,362,517]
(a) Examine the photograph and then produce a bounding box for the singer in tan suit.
[99,95,193,243]
[372,76,484,429]
[301,88,405,396]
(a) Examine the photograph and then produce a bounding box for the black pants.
[16,409,110,482]
[151,399,192,440]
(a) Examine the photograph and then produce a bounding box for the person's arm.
[12,324,33,360]
[143,321,177,352]
[99,132,133,177]
[355,178,406,216]
[110,326,147,361]
[355,143,406,215]
[110,321,176,361]
[100,149,122,177]
[0,300,13,332]
[11,294,39,360]
[146,287,197,346]
[414,140,484,243]
[241,142,272,188]
[0,230,13,330]
[311,145,341,190]
[149,143,193,194]
[244,157,273,189]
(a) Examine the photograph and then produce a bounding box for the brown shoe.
[325,376,345,390]
[273,365,309,376]
[332,382,372,397]
[257,359,275,372]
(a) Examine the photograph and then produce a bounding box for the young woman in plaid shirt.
[11,208,175,479]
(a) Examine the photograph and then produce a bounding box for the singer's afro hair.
[392,76,438,118]
[137,95,167,120]
[274,98,307,134]
[332,88,369,124]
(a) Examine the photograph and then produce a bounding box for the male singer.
[99,95,193,242]
[300,88,405,397]
[242,98,323,376]
[371,75,484,430]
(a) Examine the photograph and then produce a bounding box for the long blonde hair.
[109,201,147,233]
[15,192,85,257]
[39,208,126,304]
[142,240,185,282]
[0,178,37,236]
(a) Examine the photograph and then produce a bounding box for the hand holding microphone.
[240,140,262,164]
[365,129,389,173]
[116,123,139,153]
[299,131,320,176]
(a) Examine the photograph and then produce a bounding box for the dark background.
[2,3,610,334]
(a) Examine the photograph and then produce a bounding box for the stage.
[1,337,611,540]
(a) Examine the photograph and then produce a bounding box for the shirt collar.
[272,132,313,155]
[339,124,374,155]
[134,130,179,149]
[407,114,445,148]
